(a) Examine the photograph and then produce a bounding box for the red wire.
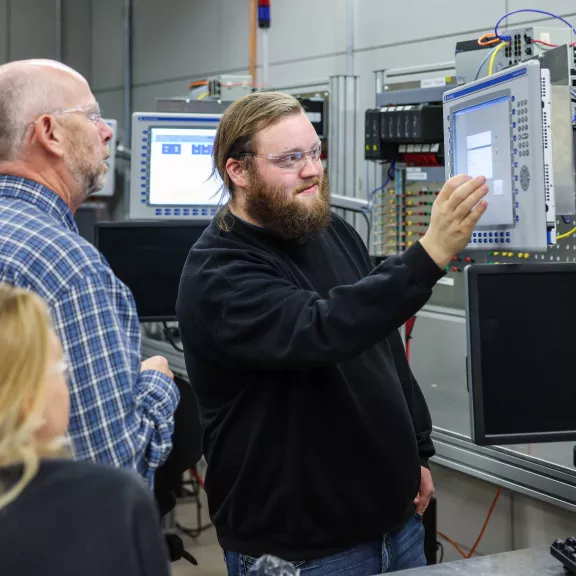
[190,467,205,488]
[532,39,576,47]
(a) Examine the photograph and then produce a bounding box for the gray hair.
[0,60,82,161]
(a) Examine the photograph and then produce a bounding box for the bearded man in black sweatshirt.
[176,91,488,576]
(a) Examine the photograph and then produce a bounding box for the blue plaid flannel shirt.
[0,176,179,487]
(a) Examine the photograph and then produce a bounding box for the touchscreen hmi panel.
[453,96,514,227]
[149,127,223,206]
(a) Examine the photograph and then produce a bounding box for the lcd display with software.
[466,263,576,445]
[453,96,514,227]
[149,127,223,206]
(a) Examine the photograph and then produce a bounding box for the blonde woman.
[0,284,170,576]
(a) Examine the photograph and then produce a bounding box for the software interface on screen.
[149,127,223,206]
[475,272,576,437]
[453,96,514,227]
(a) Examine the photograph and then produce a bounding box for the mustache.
[294,178,321,194]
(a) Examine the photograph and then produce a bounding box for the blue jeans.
[224,513,426,576]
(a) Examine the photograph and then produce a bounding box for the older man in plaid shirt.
[0,59,179,487]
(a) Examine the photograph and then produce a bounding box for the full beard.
[243,171,332,241]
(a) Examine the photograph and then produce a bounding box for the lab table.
[399,546,566,575]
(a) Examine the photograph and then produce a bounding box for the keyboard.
[550,538,576,574]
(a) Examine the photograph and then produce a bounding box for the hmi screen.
[453,96,514,227]
[149,127,223,206]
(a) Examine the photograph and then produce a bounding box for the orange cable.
[437,531,468,558]
[468,487,502,556]
[437,486,502,559]
[478,33,500,46]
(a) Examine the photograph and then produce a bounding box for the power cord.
[162,322,184,353]
[436,541,444,563]
[474,44,501,80]
[437,486,502,559]
[487,42,508,75]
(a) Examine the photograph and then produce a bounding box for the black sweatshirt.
[0,459,170,576]
[176,213,443,561]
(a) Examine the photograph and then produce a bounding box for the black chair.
[154,374,204,565]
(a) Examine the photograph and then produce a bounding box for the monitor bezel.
[465,262,576,446]
[94,219,211,322]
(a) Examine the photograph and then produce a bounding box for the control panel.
[371,166,576,309]
[372,167,441,256]
[129,112,223,221]
[444,60,552,251]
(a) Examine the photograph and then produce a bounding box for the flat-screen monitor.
[465,263,576,445]
[129,112,223,221]
[94,220,209,321]
[443,60,548,251]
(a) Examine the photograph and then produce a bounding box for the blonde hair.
[0,284,68,509]
[212,91,303,228]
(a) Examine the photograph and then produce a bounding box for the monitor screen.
[453,96,514,227]
[466,264,576,445]
[149,127,223,206]
[94,221,210,320]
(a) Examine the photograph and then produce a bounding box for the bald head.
[0,59,89,161]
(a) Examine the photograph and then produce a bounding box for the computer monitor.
[465,263,576,445]
[129,112,224,221]
[94,220,210,321]
[443,60,550,251]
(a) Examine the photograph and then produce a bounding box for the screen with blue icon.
[149,127,223,206]
[453,96,514,227]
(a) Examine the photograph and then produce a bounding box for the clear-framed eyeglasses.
[237,142,322,171]
[32,103,103,126]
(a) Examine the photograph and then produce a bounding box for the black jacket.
[176,213,441,560]
[0,459,170,576]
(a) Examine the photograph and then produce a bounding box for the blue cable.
[494,9,576,43]
[369,161,396,202]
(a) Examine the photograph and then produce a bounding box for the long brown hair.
[212,91,303,229]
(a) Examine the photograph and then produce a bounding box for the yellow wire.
[197,92,209,100]
[488,42,508,75]
[556,227,576,240]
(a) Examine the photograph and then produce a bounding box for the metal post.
[55,0,63,62]
[346,0,354,76]
[261,28,269,88]
[329,75,358,224]
[5,0,11,62]
[123,0,133,147]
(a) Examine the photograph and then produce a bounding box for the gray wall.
[92,0,576,191]
[0,0,92,79]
